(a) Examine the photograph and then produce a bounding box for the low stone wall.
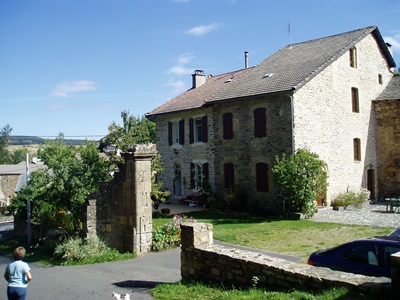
[181,223,394,297]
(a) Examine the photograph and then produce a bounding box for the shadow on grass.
[182,210,274,225]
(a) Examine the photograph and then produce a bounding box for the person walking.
[4,246,32,300]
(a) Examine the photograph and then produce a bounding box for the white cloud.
[163,80,187,94]
[384,33,400,53]
[185,23,221,37]
[51,80,97,98]
[167,53,196,76]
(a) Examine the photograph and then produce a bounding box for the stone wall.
[181,223,394,297]
[84,145,155,255]
[374,100,400,197]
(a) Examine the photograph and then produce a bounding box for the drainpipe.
[290,95,294,155]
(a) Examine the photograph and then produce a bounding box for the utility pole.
[26,153,31,244]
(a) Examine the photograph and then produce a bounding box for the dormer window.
[350,47,357,68]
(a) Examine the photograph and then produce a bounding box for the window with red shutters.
[189,118,194,144]
[179,119,185,145]
[254,108,266,138]
[168,122,172,145]
[224,163,235,188]
[256,163,269,192]
[223,112,233,139]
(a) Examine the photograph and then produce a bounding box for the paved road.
[1,248,181,300]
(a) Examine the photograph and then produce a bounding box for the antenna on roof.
[288,22,292,49]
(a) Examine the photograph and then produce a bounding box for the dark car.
[307,236,400,277]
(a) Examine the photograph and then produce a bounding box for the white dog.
[112,292,131,300]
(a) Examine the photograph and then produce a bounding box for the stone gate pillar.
[122,145,156,255]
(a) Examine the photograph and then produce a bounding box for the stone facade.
[85,145,155,255]
[374,100,400,197]
[181,223,395,297]
[0,174,19,206]
[293,34,392,203]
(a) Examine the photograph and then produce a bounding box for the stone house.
[0,159,45,208]
[146,26,397,213]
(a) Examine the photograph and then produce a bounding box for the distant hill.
[9,136,87,146]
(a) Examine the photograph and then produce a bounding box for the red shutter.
[190,163,195,188]
[202,116,208,143]
[203,163,209,181]
[256,163,269,192]
[179,119,185,145]
[254,108,266,138]
[168,122,172,145]
[224,163,234,188]
[223,113,233,139]
[189,118,194,144]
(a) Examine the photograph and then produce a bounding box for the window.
[168,120,184,145]
[350,47,357,68]
[343,244,378,265]
[223,112,233,139]
[254,107,266,138]
[190,162,209,189]
[224,163,235,188]
[351,88,359,113]
[189,116,208,143]
[353,138,361,161]
[378,74,383,85]
[256,163,269,192]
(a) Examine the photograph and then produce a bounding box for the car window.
[343,244,379,265]
[383,246,400,267]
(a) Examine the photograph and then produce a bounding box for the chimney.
[244,51,249,69]
[192,70,206,89]
[386,42,393,56]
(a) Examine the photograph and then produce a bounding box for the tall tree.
[0,124,12,164]
[12,134,112,232]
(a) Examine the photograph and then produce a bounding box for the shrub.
[332,189,369,207]
[54,236,112,262]
[272,148,328,217]
[152,214,196,252]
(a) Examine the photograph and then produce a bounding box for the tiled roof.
[375,75,400,101]
[147,68,252,116]
[0,161,46,175]
[147,26,395,116]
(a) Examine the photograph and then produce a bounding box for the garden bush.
[332,189,369,207]
[54,236,112,262]
[152,214,196,252]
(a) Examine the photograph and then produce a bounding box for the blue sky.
[1,0,400,139]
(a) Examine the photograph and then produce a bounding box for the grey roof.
[147,26,395,116]
[0,161,46,175]
[375,75,400,101]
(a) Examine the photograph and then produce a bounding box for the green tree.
[102,110,155,153]
[0,124,12,164]
[9,147,30,164]
[12,134,112,232]
[103,110,169,202]
[272,148,328,217]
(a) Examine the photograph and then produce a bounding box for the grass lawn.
[154,210,393,261]
[151,210,394,300]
